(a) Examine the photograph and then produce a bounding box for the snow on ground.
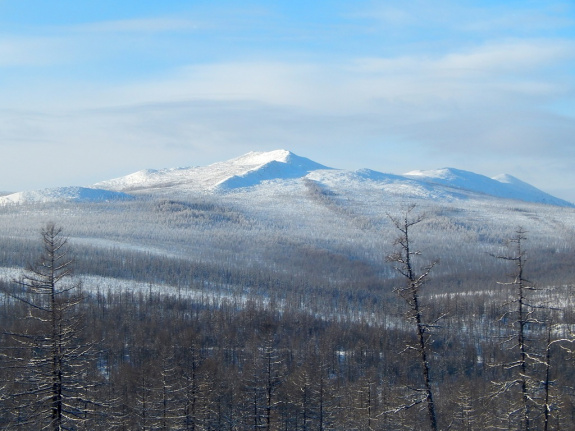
[0,266,389,328]
[0,266,251,309]
[94,149,573,207]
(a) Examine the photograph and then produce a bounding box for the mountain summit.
[94,149,330,193]
[215,150,330,190]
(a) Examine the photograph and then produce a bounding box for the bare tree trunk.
[387,205,438,431]
[494,227,535,431]
[543,327,552,431]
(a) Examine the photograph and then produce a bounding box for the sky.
[1,1,574,201]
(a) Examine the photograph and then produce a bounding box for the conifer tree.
[387,205,439,431]
[5,223,96,430]
[492,227,540,430]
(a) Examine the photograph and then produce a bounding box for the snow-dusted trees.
[387,205,439,431]
[491,227,538,430]
[3,223,95,430]
[487,227,575,430]
[2,212,575,429]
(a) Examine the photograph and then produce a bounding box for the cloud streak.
[0,36,69,66]
[74,17,201,33]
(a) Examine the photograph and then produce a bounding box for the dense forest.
[1,209,574,430]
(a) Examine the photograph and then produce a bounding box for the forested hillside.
[1,216,574,430]
[0,151,574,429]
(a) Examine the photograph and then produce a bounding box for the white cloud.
[4,38,570,155]
[438,40,575,73]
[461,3,575,33]
[354,0,575,37]
[1,2,574,200]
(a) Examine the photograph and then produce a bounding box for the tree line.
[1,217,575,430]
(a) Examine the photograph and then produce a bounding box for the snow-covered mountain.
[0,150,571,207]
[0,149,574,299]
[94,149,330,193]
[91,150,571,207]
[404,168,573,207]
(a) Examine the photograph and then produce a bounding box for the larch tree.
[387,205,439,431]
[4,223,96,430]
[492,227,540,431]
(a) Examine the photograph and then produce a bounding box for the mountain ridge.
[0,150,571,208]
[0,187,133,205]
[404,167,572,207]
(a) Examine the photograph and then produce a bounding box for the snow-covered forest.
[0,151,575,429]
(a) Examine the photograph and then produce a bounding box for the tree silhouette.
[387,205,439,431]
[5,223,95,430]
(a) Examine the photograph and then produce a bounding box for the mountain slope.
[404,167,573,207]
[215,151,330,190]
[93,149,570,207]
[95,149,330,193]
[0,150,570,208]
[0,149,573,303]
[0,187,133,205]
[491,174,571,207]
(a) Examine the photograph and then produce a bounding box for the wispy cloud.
[0,36,68,66]
[354,0,575,36]
[438,40,575,72]
[73,17,201,33]
[0,1,574,200]
[93,37,572,117]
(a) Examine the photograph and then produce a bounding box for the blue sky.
[1,1,574,201]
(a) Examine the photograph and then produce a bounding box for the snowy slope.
[0,187,133,205]
[95,149,330,193]
[491,174,572,207]
[0,149,574,298]
[93,150,571,207]
[216,152,329,190]
[305,168,463,202]
[404,168,573,207]
[1,150,570,208]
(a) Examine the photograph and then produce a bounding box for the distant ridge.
[405,167,573,208]
[0,150,571,207]
[0,187,133,205]
[491,174,573,207]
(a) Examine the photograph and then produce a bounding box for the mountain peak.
[94,150,331,193]
[492,173,524,185]
[405,167,472,180]
[229,149,294,166]
[224,150,329,171]
[491,173,573,207]
[215,150,331,190]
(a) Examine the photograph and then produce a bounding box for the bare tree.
[387,205,439,431]
[492,227,539,431]
[539,323,575,431]
[4,223,95,430]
